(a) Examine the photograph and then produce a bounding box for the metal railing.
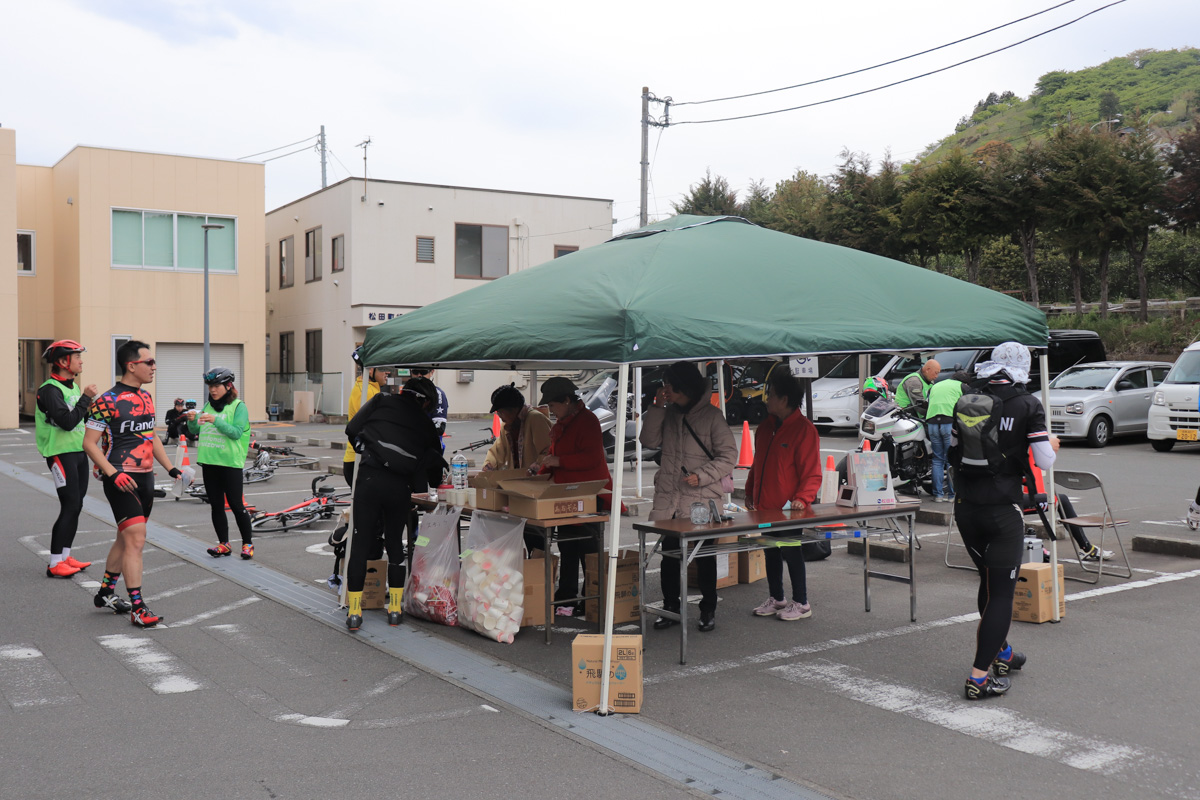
[265,372,345,417]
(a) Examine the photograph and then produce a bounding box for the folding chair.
[1051,470,1133,583]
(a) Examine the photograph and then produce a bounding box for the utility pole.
[638,89,669,229]
[356,137,371,202]
[319,125,327,188]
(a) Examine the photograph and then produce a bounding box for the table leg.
[543,526,552,646]
[679,546,689,664]
[908,513,917,622]
[638,531,647,638]
[864,532,872,613]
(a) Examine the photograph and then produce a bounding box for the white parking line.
[170,597,261,627]
[96,634,203,694]
[149,578,220,601]
[0,644,80,709]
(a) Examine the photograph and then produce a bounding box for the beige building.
[265,178,612,416]
[8,133,266,426]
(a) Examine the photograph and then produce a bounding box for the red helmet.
[42,340,86,364]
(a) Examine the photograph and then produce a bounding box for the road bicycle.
[250,475,351,532]
[249,441,320,469]
[154,451,276,500]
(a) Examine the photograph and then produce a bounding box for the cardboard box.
[499,478,607,520]
[1012,562,1066,623]
[571,634,643,714]
[584,550,640,584]
[361,559,388,609]
[469,468,535,511]
[688,536,739,589]
[521,550,559,627]
[583,583,642,624]
[738,548,766,584]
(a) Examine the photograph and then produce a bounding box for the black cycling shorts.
[102,472,155,531]
[954,501,1025,570]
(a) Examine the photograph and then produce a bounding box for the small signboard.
[789,357,818,378]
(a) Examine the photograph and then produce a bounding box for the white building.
[264,177,612,416]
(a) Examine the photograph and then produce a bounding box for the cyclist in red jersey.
[82,340,181,628]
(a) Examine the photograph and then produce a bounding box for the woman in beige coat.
[640,361,737,632]
[482,384,552,471]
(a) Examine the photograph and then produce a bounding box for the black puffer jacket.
[345,392,446,490]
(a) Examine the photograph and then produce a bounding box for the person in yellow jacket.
[482,384,551,471]
[343,348,389,487]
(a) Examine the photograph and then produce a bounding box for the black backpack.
[953,388,1007,475]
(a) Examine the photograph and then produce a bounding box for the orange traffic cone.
[736,421,754,468]
[491,413,502,438]
[177,440,192,469]
[862,439,871,452]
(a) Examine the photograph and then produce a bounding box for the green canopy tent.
[359,215,1054,711]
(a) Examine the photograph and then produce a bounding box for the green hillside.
[921,48,1200,164]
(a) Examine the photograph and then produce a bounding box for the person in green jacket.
[188,367,254,559]
[896,359,940,419]
[925,370,968,501]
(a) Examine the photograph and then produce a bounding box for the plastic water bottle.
[451,451,468,490]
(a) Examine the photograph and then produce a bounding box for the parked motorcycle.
[581,372,660,464]
[837,397,934,495]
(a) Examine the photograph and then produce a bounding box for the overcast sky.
[4,0,1196,233]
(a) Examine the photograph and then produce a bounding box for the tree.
[672,169,740,216]
[1116,118,1169,321]
[763,170,827,240]
[897,149,992,282]
[1098,91,1122,121]
[738,179,773,226]
[1165,116,1200,232]
[985,142,1048,305]
[822,149,904,259]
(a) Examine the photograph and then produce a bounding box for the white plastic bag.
[457,511,527,644]
[403,505,462,626]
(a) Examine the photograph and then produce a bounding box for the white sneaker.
[1188,501,1200,531]
[753,597,786,616]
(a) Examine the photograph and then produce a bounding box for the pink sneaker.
[753,597,787,616]
[778,601,812,621]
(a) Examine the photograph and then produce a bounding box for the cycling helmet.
[861,376,889,403]
[42,339,86,364]
[203,367,236,386]
[490,384,525,413]
[403,376,438,407]
[351,347,363,367]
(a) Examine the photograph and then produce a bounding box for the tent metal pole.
[598,362,629,715]
[634,367,643,497]
[1040,351,1060,622]
[529,369,538,408]
[716,360,729,504]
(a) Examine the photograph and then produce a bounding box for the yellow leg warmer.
[389,587,404,614]
[347,591,363,616]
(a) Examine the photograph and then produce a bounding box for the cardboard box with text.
[1012,562,1066,623]
[571,634,642,714]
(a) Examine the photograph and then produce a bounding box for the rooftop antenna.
[356,136,372,201]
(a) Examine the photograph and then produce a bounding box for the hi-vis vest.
[197,398,251,468]
[35,378,84,457]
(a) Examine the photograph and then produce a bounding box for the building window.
[305,226,322,283]
[265,244,270,292]
[416,236,435,263]
[331,235,345,273]
[111,209,237,272]
[279,332,294,373]
[279,236,294,288]
[554,245,579,258]
[305,330,323,374]
[454,223,508,279]
[17,231,35,274]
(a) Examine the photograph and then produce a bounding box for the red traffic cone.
[736,421,754,468]
[862,439,871,452]
[491,413,502,438]
[825,455,836,472]
[177,440,192,468]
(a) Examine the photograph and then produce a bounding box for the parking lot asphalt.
[4,418,1200,799]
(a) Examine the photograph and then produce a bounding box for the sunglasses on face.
[129,358,156,367]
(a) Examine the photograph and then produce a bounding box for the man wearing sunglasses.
[82,340,182,628]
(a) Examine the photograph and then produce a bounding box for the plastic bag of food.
[457,510,527,643]
[403,505,462,626]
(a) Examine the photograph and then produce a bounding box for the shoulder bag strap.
[682,416,715,461]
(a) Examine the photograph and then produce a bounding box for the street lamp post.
[1091,117,1122,132]
[201,223,225,381]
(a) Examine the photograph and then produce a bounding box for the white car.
[1147,340,1200,451]
[1047,361,1172,447]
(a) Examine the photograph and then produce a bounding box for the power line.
[239,134,319,160]
[261,144,317,163]
[671,0,1127,126]
[673,0,1079,107]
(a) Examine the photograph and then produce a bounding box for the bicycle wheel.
[243,468,275,484]
[251,510,321,532]
[273,456,320,468]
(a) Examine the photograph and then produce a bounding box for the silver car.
[1047,361,1172,447]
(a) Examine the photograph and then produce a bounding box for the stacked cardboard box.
[468,468,534,511]
[571,634,643,714]
[361,559,388,609]
[1012,562,1066,623]
[687,536,739,589]
[520,550,559,627]
[499,478,607,520]
[738,548,766,584]
[584,551,640,623]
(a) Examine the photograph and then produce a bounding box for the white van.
[1147,339,1200,451]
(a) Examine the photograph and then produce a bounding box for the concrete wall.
[14,143,266,420]
[0,129,17,429]
[265,178,612,414]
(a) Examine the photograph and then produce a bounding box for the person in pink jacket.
[745,371,823,621]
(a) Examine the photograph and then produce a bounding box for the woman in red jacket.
[532,377,613,613]
[745,371,823,622]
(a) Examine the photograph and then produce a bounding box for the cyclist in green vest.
[35,340,99,578]
[187,367,254,559]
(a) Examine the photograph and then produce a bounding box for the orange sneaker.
[46,561,82,578]
[64,556,92,570]
[207,542,233,558]
[240,543,254,560]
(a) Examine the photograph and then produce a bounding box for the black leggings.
[765,546,807,605]
[201,464,253,545]
[47,452,89,555]
[346,464,410,593]
[660,520,718,615]
[956,502,1023,672]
